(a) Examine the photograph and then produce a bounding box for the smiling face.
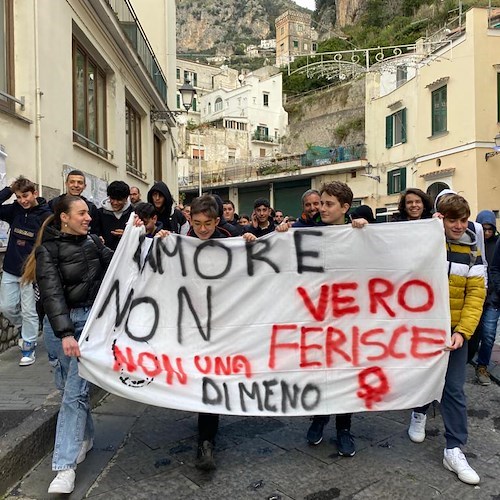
[254,204,270,225]
[109,197,127,212]
[15,190,39,210]
[66,174,86,196]
[60,199,91,235]
[320,192,349,225]
[303,193,321,218]
[191,212,220,240]
[444,216,468,241]
[405,193,424,220]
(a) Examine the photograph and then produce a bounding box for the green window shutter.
[401,108,407,143]
[387,170,394,194]
[400,167,407,192]
[385,115,393,148]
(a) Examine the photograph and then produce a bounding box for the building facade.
[178,65,294,213]
[365,7,500,218]
[0,0,177,205]
[275,10,318,67]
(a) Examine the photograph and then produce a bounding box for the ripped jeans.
[44,308,94,471]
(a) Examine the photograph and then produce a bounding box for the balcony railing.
[252,131,276,143]
[179,143,366,189]
[106,0,167,102]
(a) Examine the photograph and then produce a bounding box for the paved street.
[4,358,500,499]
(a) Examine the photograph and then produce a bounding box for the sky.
[294,0,315,11]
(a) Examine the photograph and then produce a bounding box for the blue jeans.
[476,306,500,367]
[44,308,94,471]
[414,340,468,449]
[0,271,38,343]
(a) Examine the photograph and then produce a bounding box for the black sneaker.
[196,440,216,471]
[307,417,328,445]
[337,429,355,457]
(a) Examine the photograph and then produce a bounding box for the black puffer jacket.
[35,224,113,338]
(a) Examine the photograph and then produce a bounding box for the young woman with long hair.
[23,195,113,494]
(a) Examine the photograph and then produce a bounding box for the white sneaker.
[48,469,76,494]
[408,411,426,443]
[76,438,94,464]
[19,351,36,366]
[443,447,480,485]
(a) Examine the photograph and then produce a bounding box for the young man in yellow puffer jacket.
[407,194,486,485]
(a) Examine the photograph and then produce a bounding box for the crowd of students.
[0,172,497,493]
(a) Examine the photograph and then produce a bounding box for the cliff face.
[176,0,308,54]
[314,0,366,31]
[335,0,366,27]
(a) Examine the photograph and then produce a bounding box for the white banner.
[79,218,451,416]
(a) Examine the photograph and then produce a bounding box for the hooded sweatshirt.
[446,228,486,339]
[147,182,188,235]
[476,210,498,303]
[434,189,487,270]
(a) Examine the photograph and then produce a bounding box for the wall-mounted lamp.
[485,133,500,161]
[150,79,197,123]
[361,162,381,182]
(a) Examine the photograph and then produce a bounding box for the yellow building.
[0,0,178,204]
[365,7,500,218]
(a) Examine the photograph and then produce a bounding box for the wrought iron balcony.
[252,131,276,143]
[106,0,167,102]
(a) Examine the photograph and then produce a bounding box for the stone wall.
[0,252,19,353]
[282,77,366,155]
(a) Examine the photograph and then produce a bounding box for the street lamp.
[150,79,197,122]
[179,79,196,112]
[485,133,500,161]
[361,162,381,182]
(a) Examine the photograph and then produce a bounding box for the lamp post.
[150,79,196,122]
[485,133,500,161]
[198,128,202,196]
[179,79,196,112]
[150,80,197,195]
[361,162,381,182]
[177,80,202,195]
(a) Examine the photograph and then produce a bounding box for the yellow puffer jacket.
[447,229,486,340]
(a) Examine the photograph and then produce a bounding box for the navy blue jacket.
[0,187,51,276]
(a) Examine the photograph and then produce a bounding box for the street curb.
[0,386,106,497]
[0,403,59,496]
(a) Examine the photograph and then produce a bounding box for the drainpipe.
[33,0,43,195]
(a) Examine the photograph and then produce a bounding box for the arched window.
[214,97,223,112]
[427,182,450,205]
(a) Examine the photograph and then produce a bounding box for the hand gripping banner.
[79,218,451,416]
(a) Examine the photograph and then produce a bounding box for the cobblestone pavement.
[5,361,500,500]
